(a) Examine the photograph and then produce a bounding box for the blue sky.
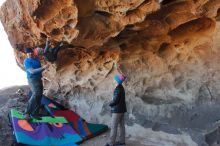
[0,0,27,89]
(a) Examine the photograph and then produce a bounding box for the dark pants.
[52,44,62,57]
[25,78,43,115]
[44,44,62,62]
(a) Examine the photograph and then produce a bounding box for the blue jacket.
[109,84,127,113]
[23,58,43,79]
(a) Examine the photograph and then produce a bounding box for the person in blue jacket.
[106,73,127,146]
[23,48,48,120]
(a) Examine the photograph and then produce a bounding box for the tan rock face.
[1,0,220,145]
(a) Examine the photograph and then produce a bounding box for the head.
[34,47,43,56]
[114,74,126,85]
[25,48,33,58]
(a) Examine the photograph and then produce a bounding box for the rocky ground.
[81,132,147,146]
[1,86,220,146]
[0,86,147,146]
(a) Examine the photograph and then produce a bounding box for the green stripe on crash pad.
[10,109,67,123]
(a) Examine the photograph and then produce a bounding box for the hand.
[46,37,49,42]
[116,63,121,71]
[116,64,123,74]
[42,64,49,70]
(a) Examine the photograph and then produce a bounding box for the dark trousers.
[52,44,62,57]
[25,78,43,115]
[44,44,62,62]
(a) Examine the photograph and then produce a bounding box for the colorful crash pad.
[10,109,82,146]
[41,96,108,140]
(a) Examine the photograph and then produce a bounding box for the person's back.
[111,84,127,113]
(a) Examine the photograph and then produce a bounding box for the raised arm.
[27,64,48,75]
[27,67,45,75]
[116,63,126,77]
[44,37,49,53]
[24,60,48,75]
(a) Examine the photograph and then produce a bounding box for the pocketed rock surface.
[1,0,220,145]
